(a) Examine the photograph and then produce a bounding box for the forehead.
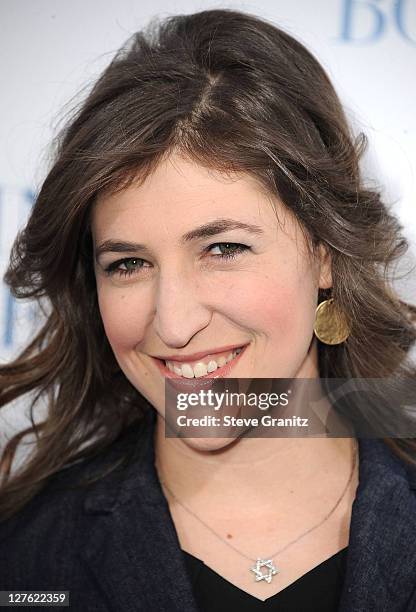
[98,153,268,197]
[90,153,294,242]
[92,155,271,217]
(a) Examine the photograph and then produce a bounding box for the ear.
[317,243,332,289]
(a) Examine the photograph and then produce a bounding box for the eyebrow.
[94,218,264,261]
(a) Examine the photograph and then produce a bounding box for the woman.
[1,8,416,611]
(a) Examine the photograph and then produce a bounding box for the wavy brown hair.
[1,8,416,521]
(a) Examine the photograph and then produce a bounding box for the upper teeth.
[165,347,243,378]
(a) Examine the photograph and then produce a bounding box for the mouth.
[152,344,248,380]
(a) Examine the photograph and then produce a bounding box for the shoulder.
[358,437,416,490]
[0,415,151,584]
[352,437,416,542]
[344,439,416,610]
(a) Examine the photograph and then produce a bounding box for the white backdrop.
[1,0,415,365]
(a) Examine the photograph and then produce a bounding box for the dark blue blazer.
[1,408,416,611]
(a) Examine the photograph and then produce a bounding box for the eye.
[102,243,250,279]
[207,242,250,260]
[104,257,149,278]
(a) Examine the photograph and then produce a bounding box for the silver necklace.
[160,439,358,584]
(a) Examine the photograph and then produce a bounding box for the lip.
[152,344,248,390]
[153,344,247,363]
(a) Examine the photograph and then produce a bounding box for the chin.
[181,436,239,452]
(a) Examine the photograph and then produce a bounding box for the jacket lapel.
[80,409,200,612]
[338,438,416,611]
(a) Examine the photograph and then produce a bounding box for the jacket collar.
[81,409,200,611]
[338,437,416,611]
[81,409,416,611]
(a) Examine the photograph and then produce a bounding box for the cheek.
[222,268,317,337]
[97,286,149,353]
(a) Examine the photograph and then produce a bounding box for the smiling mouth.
[154,345,248,380]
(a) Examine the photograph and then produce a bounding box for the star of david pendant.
[250,558,279,583]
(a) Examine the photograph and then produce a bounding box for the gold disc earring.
[313,298,350,345]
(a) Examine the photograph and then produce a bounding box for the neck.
[154,412,356,514]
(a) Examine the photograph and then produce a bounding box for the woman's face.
[91,153,332,444]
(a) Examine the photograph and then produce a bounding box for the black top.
[182,547,348,611]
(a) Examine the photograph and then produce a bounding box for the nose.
[153,268,212,348]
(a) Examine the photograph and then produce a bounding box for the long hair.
[1,8,415,521]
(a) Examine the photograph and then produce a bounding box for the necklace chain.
[160,439,358,563]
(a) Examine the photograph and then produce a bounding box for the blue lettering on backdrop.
[339,0,415,44]
[1,186,37,352]
[2,289,37,349]
[394,0,416,41]
[3,290,16,347]
[22,188,36,225]
[340,0,386,42]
